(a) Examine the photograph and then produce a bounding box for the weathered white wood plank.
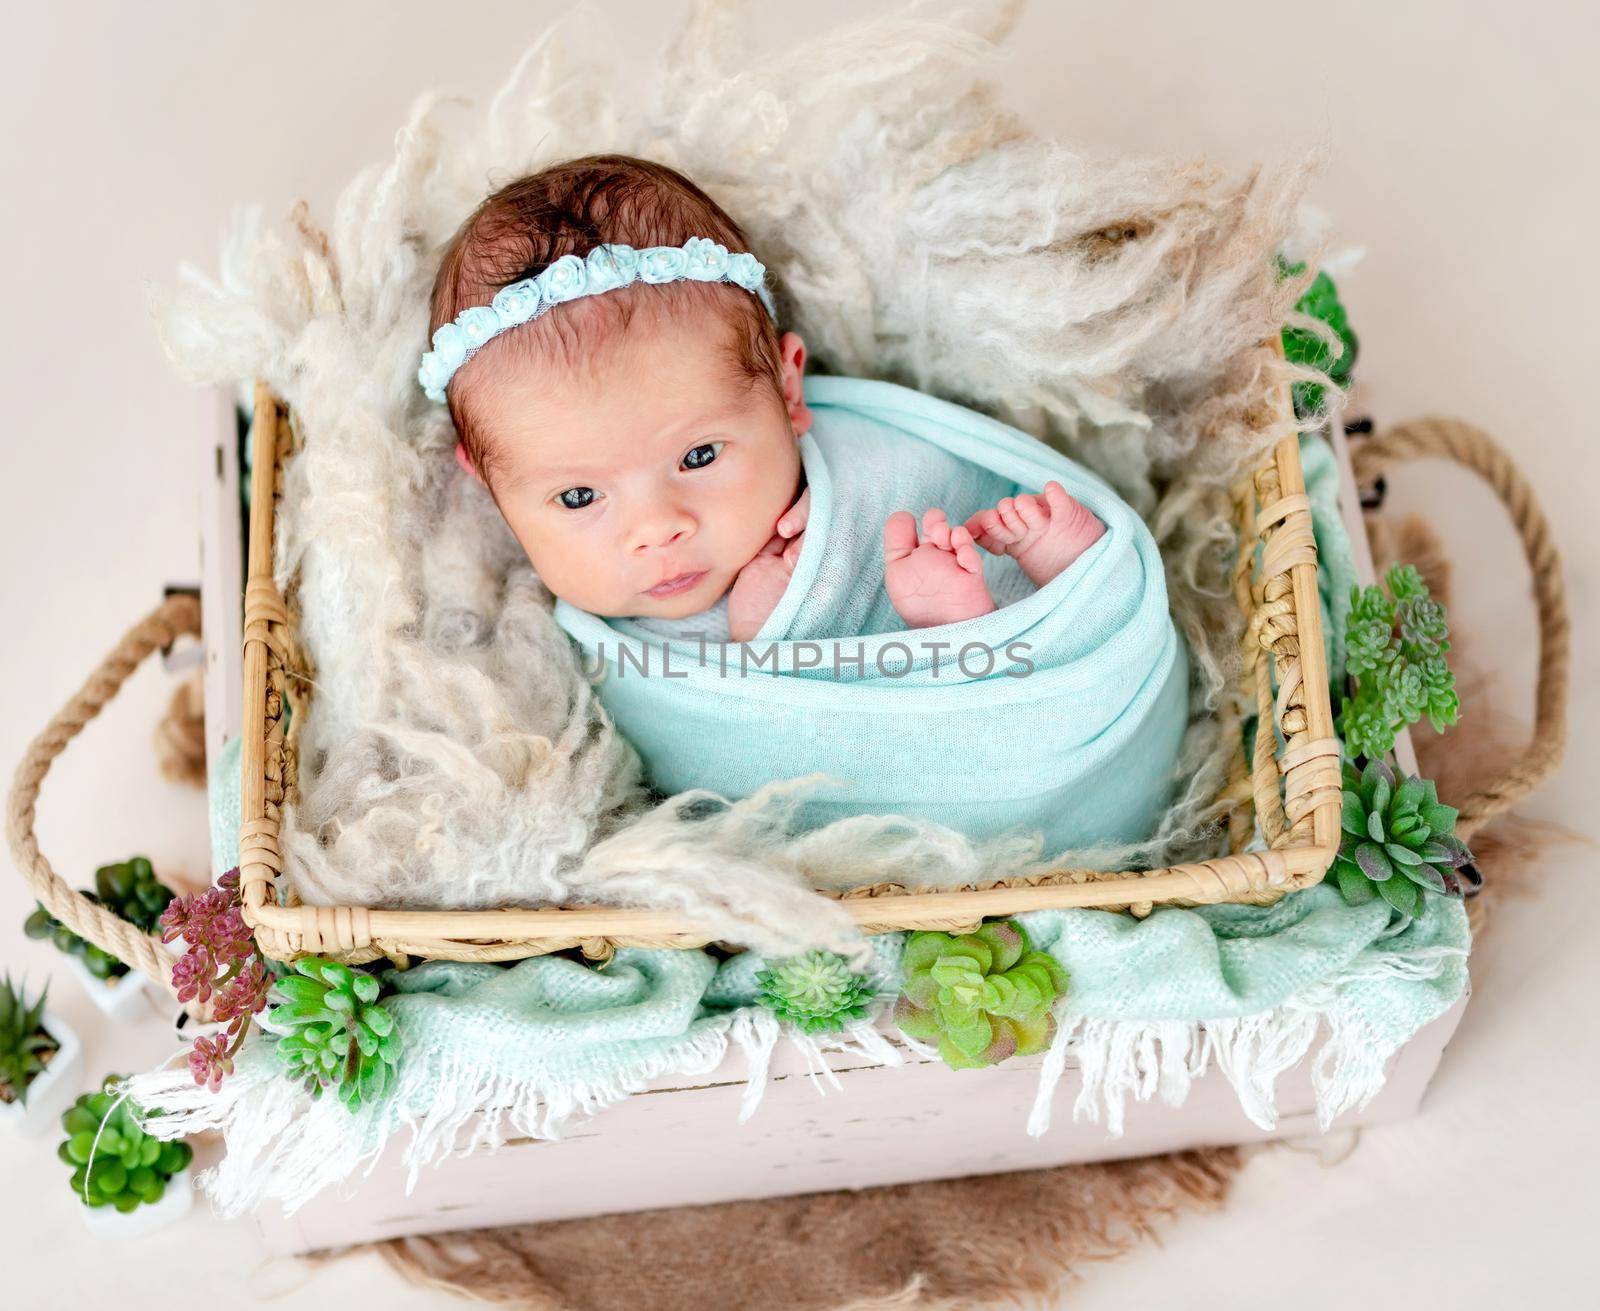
[256,997,1466,1252]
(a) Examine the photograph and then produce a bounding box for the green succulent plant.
[1333,758,1477,919]
[893,921,1069,1070]
[755,951,874,1034]
[269,957,400,1111]
[23,857,174,982]
[1280,262,1358,420]
[0,975,57,1106]
[1340,564,1460,762]
[58,1077,192,1211]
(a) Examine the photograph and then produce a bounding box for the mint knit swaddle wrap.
[555,376,1188,856]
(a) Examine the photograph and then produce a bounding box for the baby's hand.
[883,508,996,629]
[776,486,810,541]
[965,481,1103,588]
[727,530,805,642]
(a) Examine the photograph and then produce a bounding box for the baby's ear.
[778,331,812,437]
[455,440,485,486]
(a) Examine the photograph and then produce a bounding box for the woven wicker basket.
[233,361,1349,967]
[7,379,1568,988]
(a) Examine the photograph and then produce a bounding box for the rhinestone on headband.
[418,237,778,403]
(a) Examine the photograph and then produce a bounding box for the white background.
[1,2,1594,1306]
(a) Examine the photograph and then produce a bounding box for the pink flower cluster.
[159,869,270,1092]
[188,1035,233,1093]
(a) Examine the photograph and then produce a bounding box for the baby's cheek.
[515,533,611,607]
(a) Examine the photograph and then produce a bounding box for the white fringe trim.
[126,1001,910,1219]
[1027,945,1467,1137]
[730,1003,910,1124]
[129,947,1462,1218]
[126,1019,738,1218]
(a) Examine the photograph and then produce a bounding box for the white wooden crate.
[198,399,1465,1248]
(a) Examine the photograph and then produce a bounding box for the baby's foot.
[884,508,997,629]
[727,530,805,642]
[964,481,1104,588]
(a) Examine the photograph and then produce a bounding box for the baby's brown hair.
[428,154,784,484]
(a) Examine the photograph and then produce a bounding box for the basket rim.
[236,360,1341,965]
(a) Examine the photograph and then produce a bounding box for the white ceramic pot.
[79,1166,194,1239]
[0,1007,84,1138]
[64,954,155,1020]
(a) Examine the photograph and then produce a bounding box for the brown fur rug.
[341,511,1555,1310]
[371,1149,1239,1311]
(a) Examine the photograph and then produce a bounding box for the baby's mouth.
[644,570,708,599]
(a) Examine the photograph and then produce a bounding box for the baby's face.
[467,307,810,618]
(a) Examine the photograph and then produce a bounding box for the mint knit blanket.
[553,376,1189,855]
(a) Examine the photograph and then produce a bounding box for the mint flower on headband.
[490,279,540,326]
[640,246,688,282]
[684,236,730,279]
[540,253,588,302]
[585,245,636,293]
[457,305,501,351]
[418,237,777,403]
[431,324,467,369]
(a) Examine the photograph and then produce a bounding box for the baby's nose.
[629,508,696,554]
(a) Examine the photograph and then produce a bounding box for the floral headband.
[418,236,778,403]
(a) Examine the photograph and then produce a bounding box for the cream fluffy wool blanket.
[155,1,1335,956]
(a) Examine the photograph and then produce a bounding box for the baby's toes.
[884,510,919,562]
[1043,481,1101,541]
[1042,481,1075,518]
[997,497,1027,537]
[1015,493,1049,530]
[950,525,984,575]
[965,508,1008,549]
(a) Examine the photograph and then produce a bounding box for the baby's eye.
[682,441,724,471]
[556,487,597,510]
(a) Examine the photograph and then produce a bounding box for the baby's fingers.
[777,486,812,538]
[781,530,806,567]
[922,507,952,551]
[884,510,918,563]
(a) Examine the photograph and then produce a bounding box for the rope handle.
[6,593,202,998]
[1352,418,1570,838]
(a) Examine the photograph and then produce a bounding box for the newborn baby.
[425,153,1187,852]
[424,154,1103,644]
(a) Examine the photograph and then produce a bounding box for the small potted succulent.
[1332,758,1477,919]
[0,976,84,1138]
[1340,565,1460,764]
[894,921,1069,1070]
[23,857,175,1019]
[270,956,401,1109]
[756,950,874,1033]
[59,1076,194,1237]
